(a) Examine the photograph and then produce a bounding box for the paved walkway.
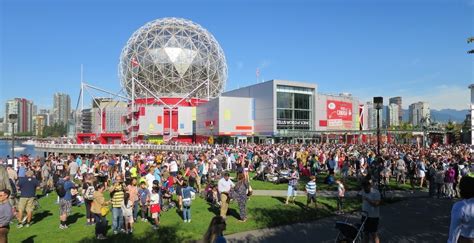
[225,197,454,243]
[252,189,426,198]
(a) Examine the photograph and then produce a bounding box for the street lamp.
[8,114,18,164]
[373,97,383,156]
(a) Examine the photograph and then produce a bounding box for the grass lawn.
[10,192,361,243]
[246,171,413,192]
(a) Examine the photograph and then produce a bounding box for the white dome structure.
[119,17,227,99]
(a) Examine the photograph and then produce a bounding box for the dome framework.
[119,17,227,99]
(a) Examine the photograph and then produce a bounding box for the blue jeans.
[133,201,139,220]
[112,207,123,232]
[182,206,191,221]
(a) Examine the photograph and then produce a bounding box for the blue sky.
[1,0,473,114]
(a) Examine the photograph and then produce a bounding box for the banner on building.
[326,100,353,129]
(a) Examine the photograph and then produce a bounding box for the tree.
[42,123,67,138]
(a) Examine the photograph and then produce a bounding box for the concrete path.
[226,197,454,243]
[252,189,427,198]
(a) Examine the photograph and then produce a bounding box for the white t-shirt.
[150,192,160,205]
[359,188,381,218]
[145,173,155,191]
[169,160,178,173]
[218,178,235,193]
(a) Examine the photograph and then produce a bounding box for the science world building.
[76,17,363,144]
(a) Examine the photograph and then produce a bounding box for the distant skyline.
[1,0,473,114]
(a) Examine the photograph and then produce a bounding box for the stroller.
[334,211,368,243]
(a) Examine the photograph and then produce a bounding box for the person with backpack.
[57,175,75,229]
[181,181,196,223]
[82,174,95,226]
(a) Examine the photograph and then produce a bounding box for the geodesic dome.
[119,17,227,99]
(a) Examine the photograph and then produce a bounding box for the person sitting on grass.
[181,181,196,223]
[305,175,317,208]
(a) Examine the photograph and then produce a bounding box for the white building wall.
[223,80,275,136]
[218,97,254,135]
[178,107,194,135]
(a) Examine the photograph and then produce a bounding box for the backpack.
[56,181,66,198]
[125,169,132,180]
[84,184,95,200]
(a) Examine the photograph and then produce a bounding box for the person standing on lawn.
[82,174,95,226]
[359,180,381,243]
[58,175,75,229]
[138,181,150,222]
[17,170,39,228]
[127,178,139,222]
[91,183,109,240]
[336,179,345,214]
[305,175,317,208]
[286,167,299,205]
[109,175,126,234]
[0,189,14,243]
[181,181,196,223]
[218,172,234,219]
[234,173,249,222]
[448,175,474,243]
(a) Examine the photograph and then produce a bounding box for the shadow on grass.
[270,196,306,210]
[77,224,187,243]
[21,235,37,243]
[31,210,53,224]
[69,212,85,224]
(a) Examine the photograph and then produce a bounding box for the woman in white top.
[121,193,134,234]
[448,176,474,243]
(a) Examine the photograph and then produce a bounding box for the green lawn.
[10,192,361,243]
[246,172,413,192]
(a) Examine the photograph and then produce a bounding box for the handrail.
[34,143,208,152]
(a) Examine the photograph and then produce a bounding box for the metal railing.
[35,143,208,152]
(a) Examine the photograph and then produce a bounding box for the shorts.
[18,197,35,213]
[307,194,316,203]
[287,185,296,197]
[362,216,379,233]
[151,212,160,219]
[59,198,72,216]
[124,215,134,224]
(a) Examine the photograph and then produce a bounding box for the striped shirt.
[305,181,316,195]
[111,184,125,208]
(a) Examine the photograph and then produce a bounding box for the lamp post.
[8,114,18,164]
[373,97,383,156]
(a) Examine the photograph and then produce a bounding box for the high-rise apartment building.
[387,103,400,127]
[389,96,403,122]
[4,98,34,135]
[408,102,430,127]
[53,93,71,125]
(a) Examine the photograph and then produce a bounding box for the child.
[336,179,345,214]
[138,181,150,222]
[149,184,161,230]
[305,176,317,208]
[181,181,196,223]
[122,193,134,234]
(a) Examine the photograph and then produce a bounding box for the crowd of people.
[0,141,473,242]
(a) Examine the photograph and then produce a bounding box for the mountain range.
[399,108,468,123]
